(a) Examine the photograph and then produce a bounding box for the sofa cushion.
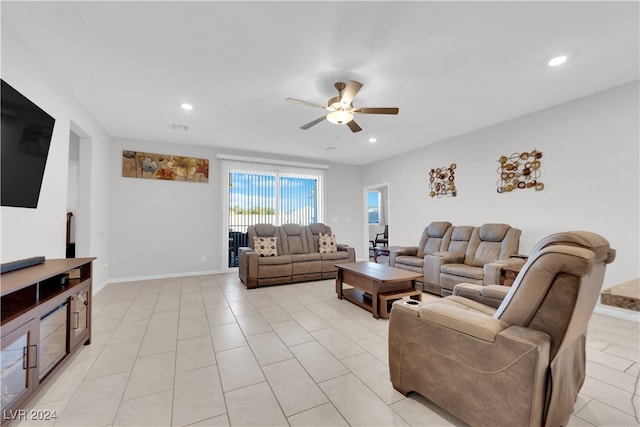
[290,253,321,262]
[254,236,278,257]
[319,233,337,253]
[320,251,350,261]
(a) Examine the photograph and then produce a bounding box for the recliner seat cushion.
[441,264,483,280]
[395,256,424,268]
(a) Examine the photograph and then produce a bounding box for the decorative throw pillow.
[254,236,278,257]
[318,233,337,253]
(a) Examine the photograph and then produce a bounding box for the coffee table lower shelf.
[341,288,374,312]
[341,287,422,319]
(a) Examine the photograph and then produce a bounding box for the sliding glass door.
[221,157,325,268]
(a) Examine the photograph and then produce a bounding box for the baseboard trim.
[106,269,226,285]
[593,304,640,323]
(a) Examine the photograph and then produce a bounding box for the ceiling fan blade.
[300,115,327,130]
[352,107,399,115]
[346,120,362,133]
[286,98,329,110]
[340,80,363,105]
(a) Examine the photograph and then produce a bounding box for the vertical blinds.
[219,155,326,231]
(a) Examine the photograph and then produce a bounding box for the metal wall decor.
[429,163,457,198]
[497,150,543,193]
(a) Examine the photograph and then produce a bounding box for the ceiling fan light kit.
[326,110,354,125]
[286,80,399,133]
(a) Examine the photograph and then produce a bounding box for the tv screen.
[1,79,56,208]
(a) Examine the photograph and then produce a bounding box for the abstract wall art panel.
[122,150,209,183]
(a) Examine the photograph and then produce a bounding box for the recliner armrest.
[392,246,418,256]
[389,246,417,266]
[483,257,526,285]
[418,303,509,342]
[432,251,465,263]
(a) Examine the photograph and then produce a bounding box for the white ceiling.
[2,1,638,165]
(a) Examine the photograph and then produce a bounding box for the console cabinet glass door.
[1,320,37,413]
[38,302,69,380]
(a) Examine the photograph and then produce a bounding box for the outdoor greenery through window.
[368,191,380,224]
[219,155,326,267]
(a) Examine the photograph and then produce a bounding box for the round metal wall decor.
[497,150,543,193]
[429,163,457,198]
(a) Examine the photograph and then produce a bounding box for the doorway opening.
[363,183,389,261]
[66,131,79,257]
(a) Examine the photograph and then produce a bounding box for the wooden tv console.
[1,257,95,422]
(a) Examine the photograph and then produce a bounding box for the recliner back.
[464,224,520,267]
[416,221,452,258]
[446,226,474,254]
[279,224,311,255]
[305,223,333,253]
[495,231,615,359]
[247,224,283,254]
[492,231,615,426]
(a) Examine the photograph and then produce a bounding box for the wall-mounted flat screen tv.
[1,79,56,208]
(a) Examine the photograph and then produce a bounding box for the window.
[219,155,326,268]
[368,191,380,224]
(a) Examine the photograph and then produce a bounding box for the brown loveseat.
[390,222,524,296]
[388,231,616,427]
[238,223,355,288]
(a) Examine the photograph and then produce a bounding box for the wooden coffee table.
[335,262,423,318]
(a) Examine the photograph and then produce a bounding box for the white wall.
[1,21,112,290]
[362,82,639,289]
[108,140,363,280]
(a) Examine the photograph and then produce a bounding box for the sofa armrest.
[483,257,526,285]
[238,247,258,288]
[388,246,418,266]
[337,244,356,262]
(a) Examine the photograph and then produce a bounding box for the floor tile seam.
[577,394,640,424]
[152,283,182,426]
[586,359,640,381]
[581,378,639,417]
[587,351,637,372]
[201,285,234,426]
[120,384,175,404]
[317,371,412,427]
[588,327,640,343]
[241,332,333,420]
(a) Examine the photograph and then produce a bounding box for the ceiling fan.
[286,80,399,133]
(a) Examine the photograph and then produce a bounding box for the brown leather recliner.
[388,231,616,427]
[389,221,453,277]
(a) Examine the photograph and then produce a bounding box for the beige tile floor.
[9,273,640,427]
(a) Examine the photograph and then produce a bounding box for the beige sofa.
[390,222,524,296]
[388,231,615,427]
[238,223,355,288]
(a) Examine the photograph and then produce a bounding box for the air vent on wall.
[169,123,189,131]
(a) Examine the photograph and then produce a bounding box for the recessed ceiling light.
[548,55,568,67]
[180,103,193,111]
[369,137,377,143]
